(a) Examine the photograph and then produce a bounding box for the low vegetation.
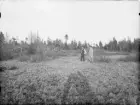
[118,54,138,62]
[0,64,18,72]
[62,71,92,104]
[1,72,64,105]
[93,56,111,63]
[18,55,30,62]
[1,66,138,105]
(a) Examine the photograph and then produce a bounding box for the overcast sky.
[0,0,139,45]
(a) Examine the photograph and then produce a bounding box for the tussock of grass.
[0,66,7,72]
[8,65,18,70]
[0,65,18,71]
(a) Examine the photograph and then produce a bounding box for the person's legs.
[83,55,85,61]
[81,55,83,61]
[80,54,82,61]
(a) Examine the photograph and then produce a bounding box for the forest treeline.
[0,31,139,61]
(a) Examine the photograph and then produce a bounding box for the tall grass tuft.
[8,65,18,70]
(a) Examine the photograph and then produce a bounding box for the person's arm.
[84,49,87,54]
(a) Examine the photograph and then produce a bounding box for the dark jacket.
[81,49,84,56]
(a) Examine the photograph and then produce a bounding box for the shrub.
[0,43,24,61]
[94,56,111,63]
[18,55,30,62]
[30,50,67,62]
[27,43,37,55]
[30,54,45,62]
[0,48,14,61]
[118,55,138,62]
[46,50,67,58]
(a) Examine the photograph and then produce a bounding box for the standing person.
[81,47,86,61]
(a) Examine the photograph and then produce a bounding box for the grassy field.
[0,50,139,105]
